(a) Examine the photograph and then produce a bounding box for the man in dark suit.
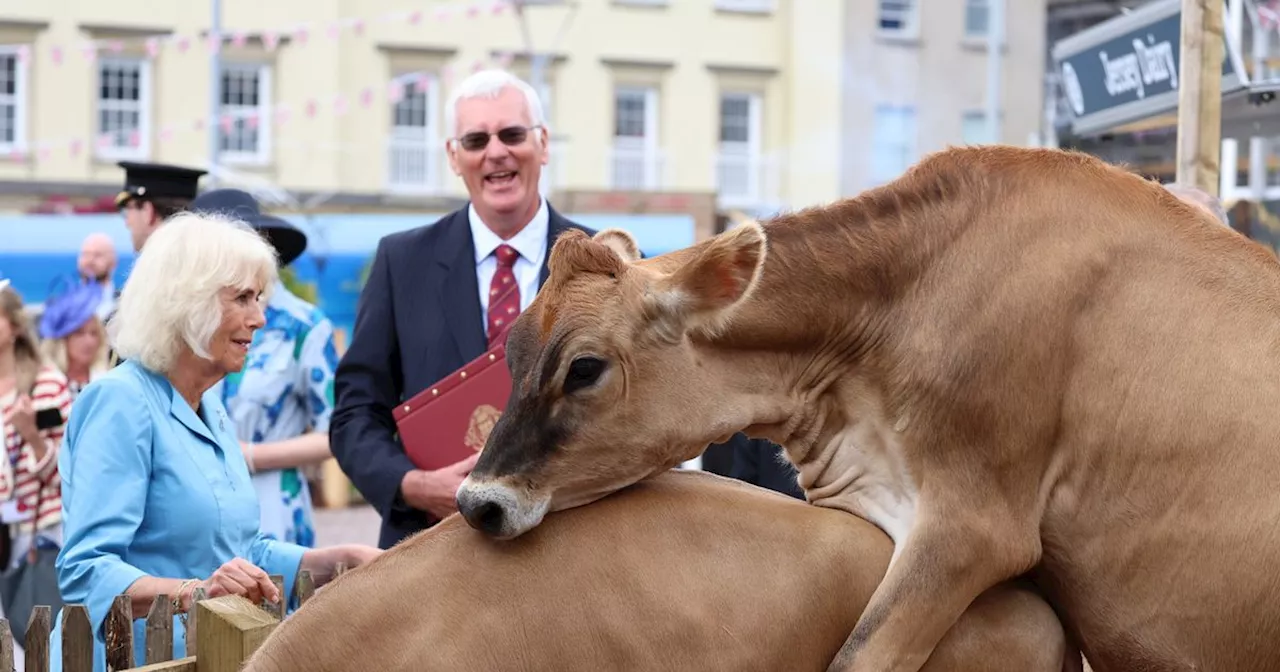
[331,70,595,549]
[727,435,805,501]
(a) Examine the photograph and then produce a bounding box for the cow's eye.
[564,356,606,394]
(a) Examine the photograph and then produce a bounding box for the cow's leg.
[826,505,1040,672]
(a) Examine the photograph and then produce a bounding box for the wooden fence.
[0,564,345,672]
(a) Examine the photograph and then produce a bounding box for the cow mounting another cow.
[456,145,1280,672]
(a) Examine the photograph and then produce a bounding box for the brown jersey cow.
[244,470,1076,671]
[455,145,1280,672]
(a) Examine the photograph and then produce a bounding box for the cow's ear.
[645,222,766,337]
[593,228,642,263]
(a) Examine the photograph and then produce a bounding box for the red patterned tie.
[487,244,521,348]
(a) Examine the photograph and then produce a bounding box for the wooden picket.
[0,566,344,672]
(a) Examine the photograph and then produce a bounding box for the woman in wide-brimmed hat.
[38,278,110,401]
[192,189,337,549]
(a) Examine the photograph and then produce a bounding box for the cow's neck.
[697,197,966,546]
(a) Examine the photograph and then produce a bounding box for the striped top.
[0,363,72,533]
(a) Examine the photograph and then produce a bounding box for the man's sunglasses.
[454,125,541,152]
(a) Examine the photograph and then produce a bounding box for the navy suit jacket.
[727,435,805,501]
[330,204,594,549]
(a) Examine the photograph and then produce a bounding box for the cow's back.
[244,470,1069,672]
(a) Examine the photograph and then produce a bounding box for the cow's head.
[456,223,769,539]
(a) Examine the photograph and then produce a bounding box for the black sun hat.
[189,188,308,267]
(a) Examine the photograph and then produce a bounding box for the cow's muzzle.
[455,477,550,539]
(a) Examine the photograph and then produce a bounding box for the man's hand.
[399,453,481,519]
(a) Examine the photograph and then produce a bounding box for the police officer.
[107,161,207,366]
[115,161,207,253]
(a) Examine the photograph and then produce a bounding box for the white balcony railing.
[715,151,784,209]
[386,127,443,194]
[609,146,665,191]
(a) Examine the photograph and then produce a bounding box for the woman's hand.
[301,544,384,587]
[342,545,383,570]
[200,557,280,605]
[3,394,37,443]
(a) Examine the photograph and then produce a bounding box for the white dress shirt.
[469,198,550,338]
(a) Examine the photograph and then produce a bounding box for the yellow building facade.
[0,0,1047,216]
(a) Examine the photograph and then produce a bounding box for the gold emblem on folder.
[465,404,503,452]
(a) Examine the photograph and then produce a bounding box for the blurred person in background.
[38,280,110,401]
[113,161,207,253]
[331,69,594,549]
[0,277,72,642]
[197,189,338,548]
[52,213,380,671]
[1163,182,1229,227]
[106,161,207,370]
[75,233,118,321]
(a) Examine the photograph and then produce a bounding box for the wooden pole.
[1174,0,1226,195]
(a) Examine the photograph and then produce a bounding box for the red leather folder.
[392,342,513,472]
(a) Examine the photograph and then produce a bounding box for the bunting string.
[1,0,527,161]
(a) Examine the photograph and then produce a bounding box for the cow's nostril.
[473,501,505,537]
[458,489,508,537]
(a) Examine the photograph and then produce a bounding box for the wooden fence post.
[0,619,12,672]
[106,594,136,670]
[1175,0,1226,194]
[296,570,315,605]
[145,594,175,664]
[61,605,93,672]
[25,606,50,672]
[193,595,279,672]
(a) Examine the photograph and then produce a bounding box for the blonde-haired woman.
[51,212,381,671]
[38,280,110,401]
[0,277,72,639]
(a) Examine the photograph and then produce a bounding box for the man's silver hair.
[444,68,546,141]
[1163,182,1229,226]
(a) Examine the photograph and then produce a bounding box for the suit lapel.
[436,210,487,363]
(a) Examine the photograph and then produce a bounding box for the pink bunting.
[145,38,161,58]
[263,31,279,51]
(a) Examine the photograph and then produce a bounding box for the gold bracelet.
[172,579,198,614]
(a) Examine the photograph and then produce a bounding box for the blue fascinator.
[38,276,102,340]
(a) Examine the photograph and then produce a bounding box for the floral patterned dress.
[212,281,339,548]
